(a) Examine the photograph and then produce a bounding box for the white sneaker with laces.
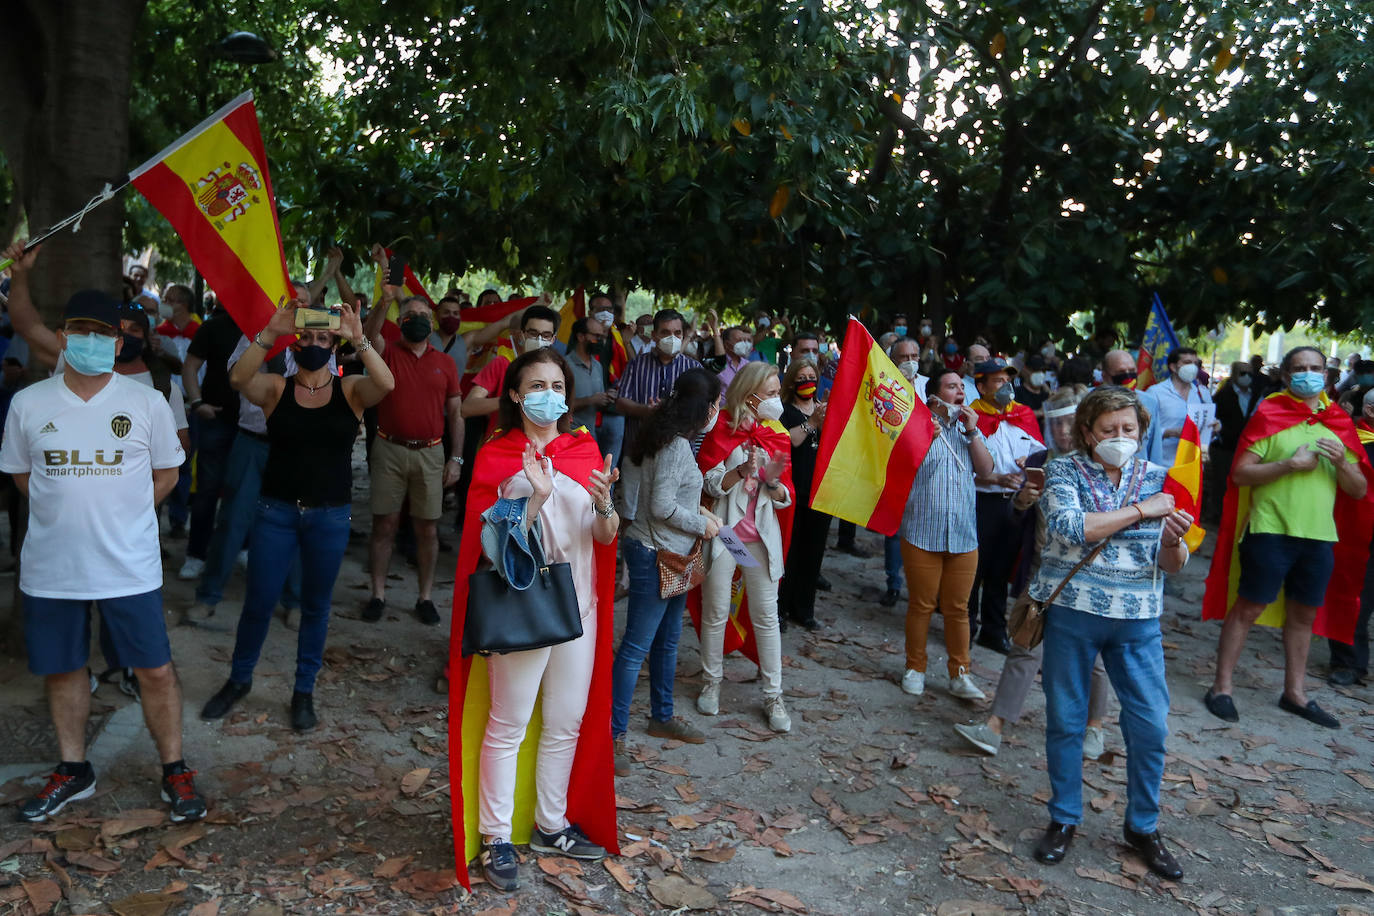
[901,669,926,696]
[949,667,986,700]
[178,557,205,581]
[1083,725,1105,760]
[696,679,720,716]
[764,695,791,733]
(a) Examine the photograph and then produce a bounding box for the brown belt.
[378,430,442,450]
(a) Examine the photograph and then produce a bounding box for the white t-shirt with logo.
[52,352,189,432]
[0,374,183,599]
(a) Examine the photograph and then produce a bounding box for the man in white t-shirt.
[0,273,208,824]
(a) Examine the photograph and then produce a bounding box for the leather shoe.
[1277,693,1340,729]
[291,691,318,732]
[878,588,900,607]
[1329,667,1365,687]
[201,679,251,720]
[1033,822,1075,864]
[1123,826,1184,879]
[975,633,1011,655]
[1203,688,1239,722]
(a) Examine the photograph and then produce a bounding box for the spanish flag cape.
[686,411,795,663]
[970,399,1044,443]
[1202,391,1374,643]
[446,427,618,889]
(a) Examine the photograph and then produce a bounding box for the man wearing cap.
[967,356,1046,653]
[0,250,206,824]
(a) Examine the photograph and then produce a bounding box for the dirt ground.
[1,444,1373,915]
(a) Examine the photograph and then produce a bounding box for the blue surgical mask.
[893,325,908,337]
[1289,371,1325,398]
[1357,373,1374,387]
[65,333,117,376]
[520,389,568,427]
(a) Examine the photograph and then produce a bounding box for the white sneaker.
[696,679,720,716]
[178,557,205,580]
[764,695,791,733]
[901,669,926,696]
[953,722,1002,755]
[1083,725,1105,760]
[949,667,986,701]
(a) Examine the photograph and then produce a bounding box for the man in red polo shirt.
[362,293,463,625]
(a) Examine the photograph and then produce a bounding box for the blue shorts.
[23,589,171,676]
[1237,532,1335,608]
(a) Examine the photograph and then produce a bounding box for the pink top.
[499,462,598,621]
[732,471,763,542]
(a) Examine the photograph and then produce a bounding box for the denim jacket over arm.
[480,496,548,591]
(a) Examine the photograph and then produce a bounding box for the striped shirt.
[899,415,979,554]
[1030,453,1171,620]
[618,350,697,443]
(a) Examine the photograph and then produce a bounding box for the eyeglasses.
[524,330,557,342]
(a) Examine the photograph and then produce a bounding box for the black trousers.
[1329,544,1374,675]
[836,518,857,548]
[969,491,1024,641]
[779,503,834,624]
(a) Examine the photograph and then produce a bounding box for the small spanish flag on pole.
[1162,415,1206,551]
[810,317,936,535]
[129,92,291,338]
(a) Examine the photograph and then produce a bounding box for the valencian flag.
[810,318,937,535]
[129,92,290,338]
[446,428,618,888]
[1203,391,1374,642]
[1163,416,1207,551]
[1135,293,1181,390]
[686,409,796,663]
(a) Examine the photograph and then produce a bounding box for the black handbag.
[461,530,583,658]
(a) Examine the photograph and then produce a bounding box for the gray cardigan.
[616,436,710,554]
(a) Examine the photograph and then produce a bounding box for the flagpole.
[0,179,129,271]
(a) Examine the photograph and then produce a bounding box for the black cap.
[117,300,151,333]
[972,357,1013,378]
[62,290,120,329]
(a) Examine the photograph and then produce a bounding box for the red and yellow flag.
[555,286,585,347]
[1162,416,1206,551]
[129,91,290,338]
[810,318,936,535]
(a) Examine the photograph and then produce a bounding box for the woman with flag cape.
[446,348,619,891]
[688,362,796,733]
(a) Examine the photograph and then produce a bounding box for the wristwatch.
[448,456,463,465]
[594,501,615,518]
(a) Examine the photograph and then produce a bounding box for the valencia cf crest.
[110,414,133,439]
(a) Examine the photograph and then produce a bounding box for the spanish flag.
[555,287,585,347]
[129,91,290,338]
[1202,391,1374,642]
[810,318,936,535]
[1163,415,1206,551]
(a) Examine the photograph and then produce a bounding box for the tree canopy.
[7,0,1372,348]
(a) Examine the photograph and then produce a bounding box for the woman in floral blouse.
[1029,387,1193,881]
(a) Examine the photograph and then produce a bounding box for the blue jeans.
[611,538,686,737]
[188,415,238,560]
[1042,604,1169,833]
[884,535,902,592]
[197,434,301,608]
[229,498,351,694]
[597,414,625,469]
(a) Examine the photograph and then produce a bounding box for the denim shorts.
[23,589,170,676]
[1237,532,1335,607]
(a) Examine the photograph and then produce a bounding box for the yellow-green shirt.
[1246,421,1358,541]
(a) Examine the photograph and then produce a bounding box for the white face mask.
[1176,363,1199,383]
[934,397,962,418]
[919,325,932,337]
[754,395,784,422]
[1029,371,1046,388]
[1093,435,1138,469]
[524,335,551,353]
[593,310,614,326]
[658,335,682,357]
[702,409,719,433]
[757,316,771,329]
[898,360,921,381]
[733,340,753,358]
[684,340,699,356]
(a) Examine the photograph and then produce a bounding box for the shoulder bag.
[462,521,583,657]
[1008,541,1108,650]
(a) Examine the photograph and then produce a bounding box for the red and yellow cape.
[1202,391,1374,642]
[446,427,618,889]
[686,411,795,663]
[970,399,1044,443]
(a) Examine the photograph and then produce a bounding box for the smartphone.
[1024,467,1046,489]
[387,255,406,287]
[1023,449,1050,470]
[295,307,341,330]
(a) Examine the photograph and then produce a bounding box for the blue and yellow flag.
[1135,293,1181,389]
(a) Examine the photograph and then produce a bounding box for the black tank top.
[261,377,359,506]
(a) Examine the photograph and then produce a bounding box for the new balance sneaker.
[1083,725,1105,760]
[530,824,606,861]
[696,679,720,716]
[480,839,519,889]
[19,766,96,822]
[953,722,1002,756]
[901,669,926,696]
[160,767,207,822]
[764,695,792,733]
[646,716,706,744]
[949,667,986,701]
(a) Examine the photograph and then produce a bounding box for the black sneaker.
[415,599,440,625]
[160,767,207,822]
[480,839,519,890]
[362,597,385,622]
[19,767,96,822]
[201,679,251,720]
[291,691,318,732]
[530,824,606,861]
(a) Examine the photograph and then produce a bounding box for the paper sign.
[716,524,760,568]
[1188,403,1217,449]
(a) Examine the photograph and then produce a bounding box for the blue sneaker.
[480,839,519,890]
[530,824,606,861]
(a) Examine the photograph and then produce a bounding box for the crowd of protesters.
[2,237,1372,892]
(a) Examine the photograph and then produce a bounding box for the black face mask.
[295,344,333,372]
[1111,371,1136,386]
[115,332,144,364]
[400,315,431,343]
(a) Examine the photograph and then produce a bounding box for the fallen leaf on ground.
[1311,869,1374,893]
[647,874,717,910]
[676,781,701,803]
[604,859,636,892]
[729,885,808,912]
[101,809,167,838]
[54,826,98,851]
[109,890,183,916]
[537,856,583,877]
[188,901,220,916]
[22,879,62,915]
[935,902,1011,916]
[688,839,737,863]
[1074,866,1137,890]
[400,767,431,796]
[374,855,412,878]
[1346,770,1374,791]
[65,850,122,873]
[668,814,701,830]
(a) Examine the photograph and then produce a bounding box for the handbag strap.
[1044,540,1108,606]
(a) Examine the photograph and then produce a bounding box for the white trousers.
[477,611,597,840]
[699,540,782,697]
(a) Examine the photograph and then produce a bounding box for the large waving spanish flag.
[1163,415,1206,551]
[810,318,936,536]
[1202,391,1374,642]
[129,92,290,338]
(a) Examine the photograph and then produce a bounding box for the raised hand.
[265,296,301,339]
[522,443,553,502]
[1,239,39,274]
[763,449,788,483]
[337,299,364,344]
[588,453,619,509]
